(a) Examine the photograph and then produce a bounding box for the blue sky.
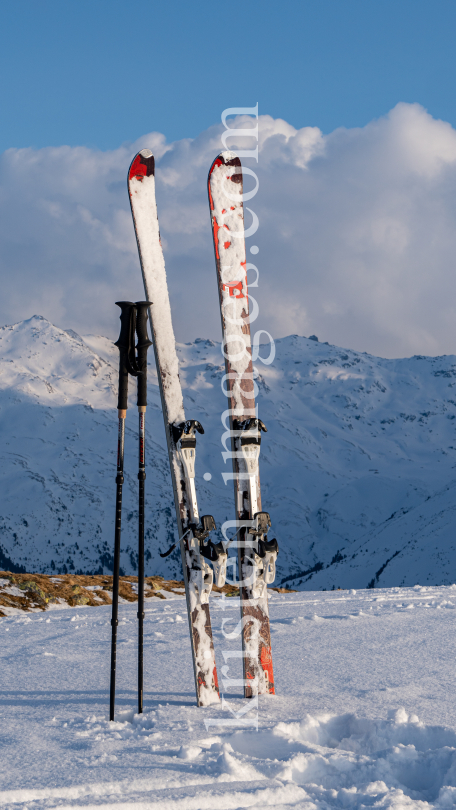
[2,1,456,358]
[1,0,456,151]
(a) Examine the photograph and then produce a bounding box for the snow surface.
[3,587,456,807]
[3,316,456,590]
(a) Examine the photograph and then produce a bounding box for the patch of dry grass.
[0,571,295,617]
[0,572,244,616]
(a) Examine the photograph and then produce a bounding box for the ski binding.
[233,420,279,598]
[173,421,228,596]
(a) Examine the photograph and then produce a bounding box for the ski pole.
[135,300,152,714]
[110,301,137,722]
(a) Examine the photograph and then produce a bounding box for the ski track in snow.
[2,588,456,807]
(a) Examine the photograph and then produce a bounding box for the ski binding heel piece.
[172,419,204,445]
[173,420,205,519]
[173,420,204,481]
[233,417,267,439]
[234,419,267,472]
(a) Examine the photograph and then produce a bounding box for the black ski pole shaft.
[135,301,152,714]
[110,301,136,722]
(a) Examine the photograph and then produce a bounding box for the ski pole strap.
[135,301,152,407]
[115,302,136,412]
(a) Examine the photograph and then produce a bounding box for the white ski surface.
[208,150,274,696]
[129,150,219,706]
[208,150,253,389]
[128,155,184,427]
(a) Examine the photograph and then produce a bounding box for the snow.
[3,587,456,807]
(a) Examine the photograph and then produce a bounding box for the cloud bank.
[1,103,456,358]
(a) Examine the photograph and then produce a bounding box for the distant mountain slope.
[1,316,456,589]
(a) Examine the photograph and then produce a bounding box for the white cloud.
[1,103,456,358]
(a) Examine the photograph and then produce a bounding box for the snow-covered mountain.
[2,315,456,590]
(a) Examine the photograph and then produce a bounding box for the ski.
[128,149,226,707]
[208,151,278,697]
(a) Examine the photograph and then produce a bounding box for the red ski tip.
[208,152,242,178]
[208,157,223,178]
[129,150,155,181]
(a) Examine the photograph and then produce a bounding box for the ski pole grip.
[115,302,136,411]
[135,301,152,407]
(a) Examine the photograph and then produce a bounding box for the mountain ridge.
[2,315,456,590]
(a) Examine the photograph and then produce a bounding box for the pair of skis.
[126,148,278,708]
